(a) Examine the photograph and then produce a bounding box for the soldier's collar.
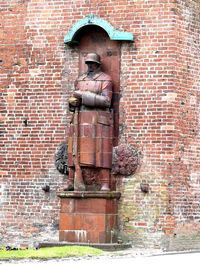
[86,70,102,80]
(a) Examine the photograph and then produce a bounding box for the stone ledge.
[38,241,132,251]
[57,191,121,200]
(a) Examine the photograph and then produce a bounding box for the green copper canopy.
[64,14,134,45]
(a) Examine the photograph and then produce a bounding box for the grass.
[0,246,103,260]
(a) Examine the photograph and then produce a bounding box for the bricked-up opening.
[74,25,121,146]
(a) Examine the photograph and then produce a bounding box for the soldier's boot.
[100,169,110,191]
[63,168,74,191]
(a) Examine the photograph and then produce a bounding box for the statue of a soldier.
[65,52,113,191]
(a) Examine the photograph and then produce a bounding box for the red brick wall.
[165,0,200,250]
[118,0,177,248]
[0,0,67,246]
[0,0,200,250]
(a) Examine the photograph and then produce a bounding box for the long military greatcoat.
[68,70,113,169]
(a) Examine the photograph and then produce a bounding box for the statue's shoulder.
[97,71,112,81]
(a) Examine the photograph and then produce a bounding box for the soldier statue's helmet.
[85,53,101,65]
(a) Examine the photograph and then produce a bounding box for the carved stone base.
[58,191,121,244]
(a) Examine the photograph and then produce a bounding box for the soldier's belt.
[79,106,109,112]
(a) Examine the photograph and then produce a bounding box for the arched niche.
[64,15,134,146]
[64,14,134,45]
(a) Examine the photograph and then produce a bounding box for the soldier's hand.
[68,96,80,107]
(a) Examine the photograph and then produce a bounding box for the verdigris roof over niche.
[64,14,134,45]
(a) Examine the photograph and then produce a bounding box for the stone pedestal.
[58,191,121,244]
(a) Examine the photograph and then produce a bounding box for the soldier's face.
[86,62,99,72]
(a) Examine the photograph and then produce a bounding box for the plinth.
[58,191,121,244]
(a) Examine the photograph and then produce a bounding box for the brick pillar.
[58,191,121,244]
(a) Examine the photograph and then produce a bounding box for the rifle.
[73,107,86,191]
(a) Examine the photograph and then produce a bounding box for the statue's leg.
[74,165,86,191]
[99,168,110,191]
[63,167,74,191]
